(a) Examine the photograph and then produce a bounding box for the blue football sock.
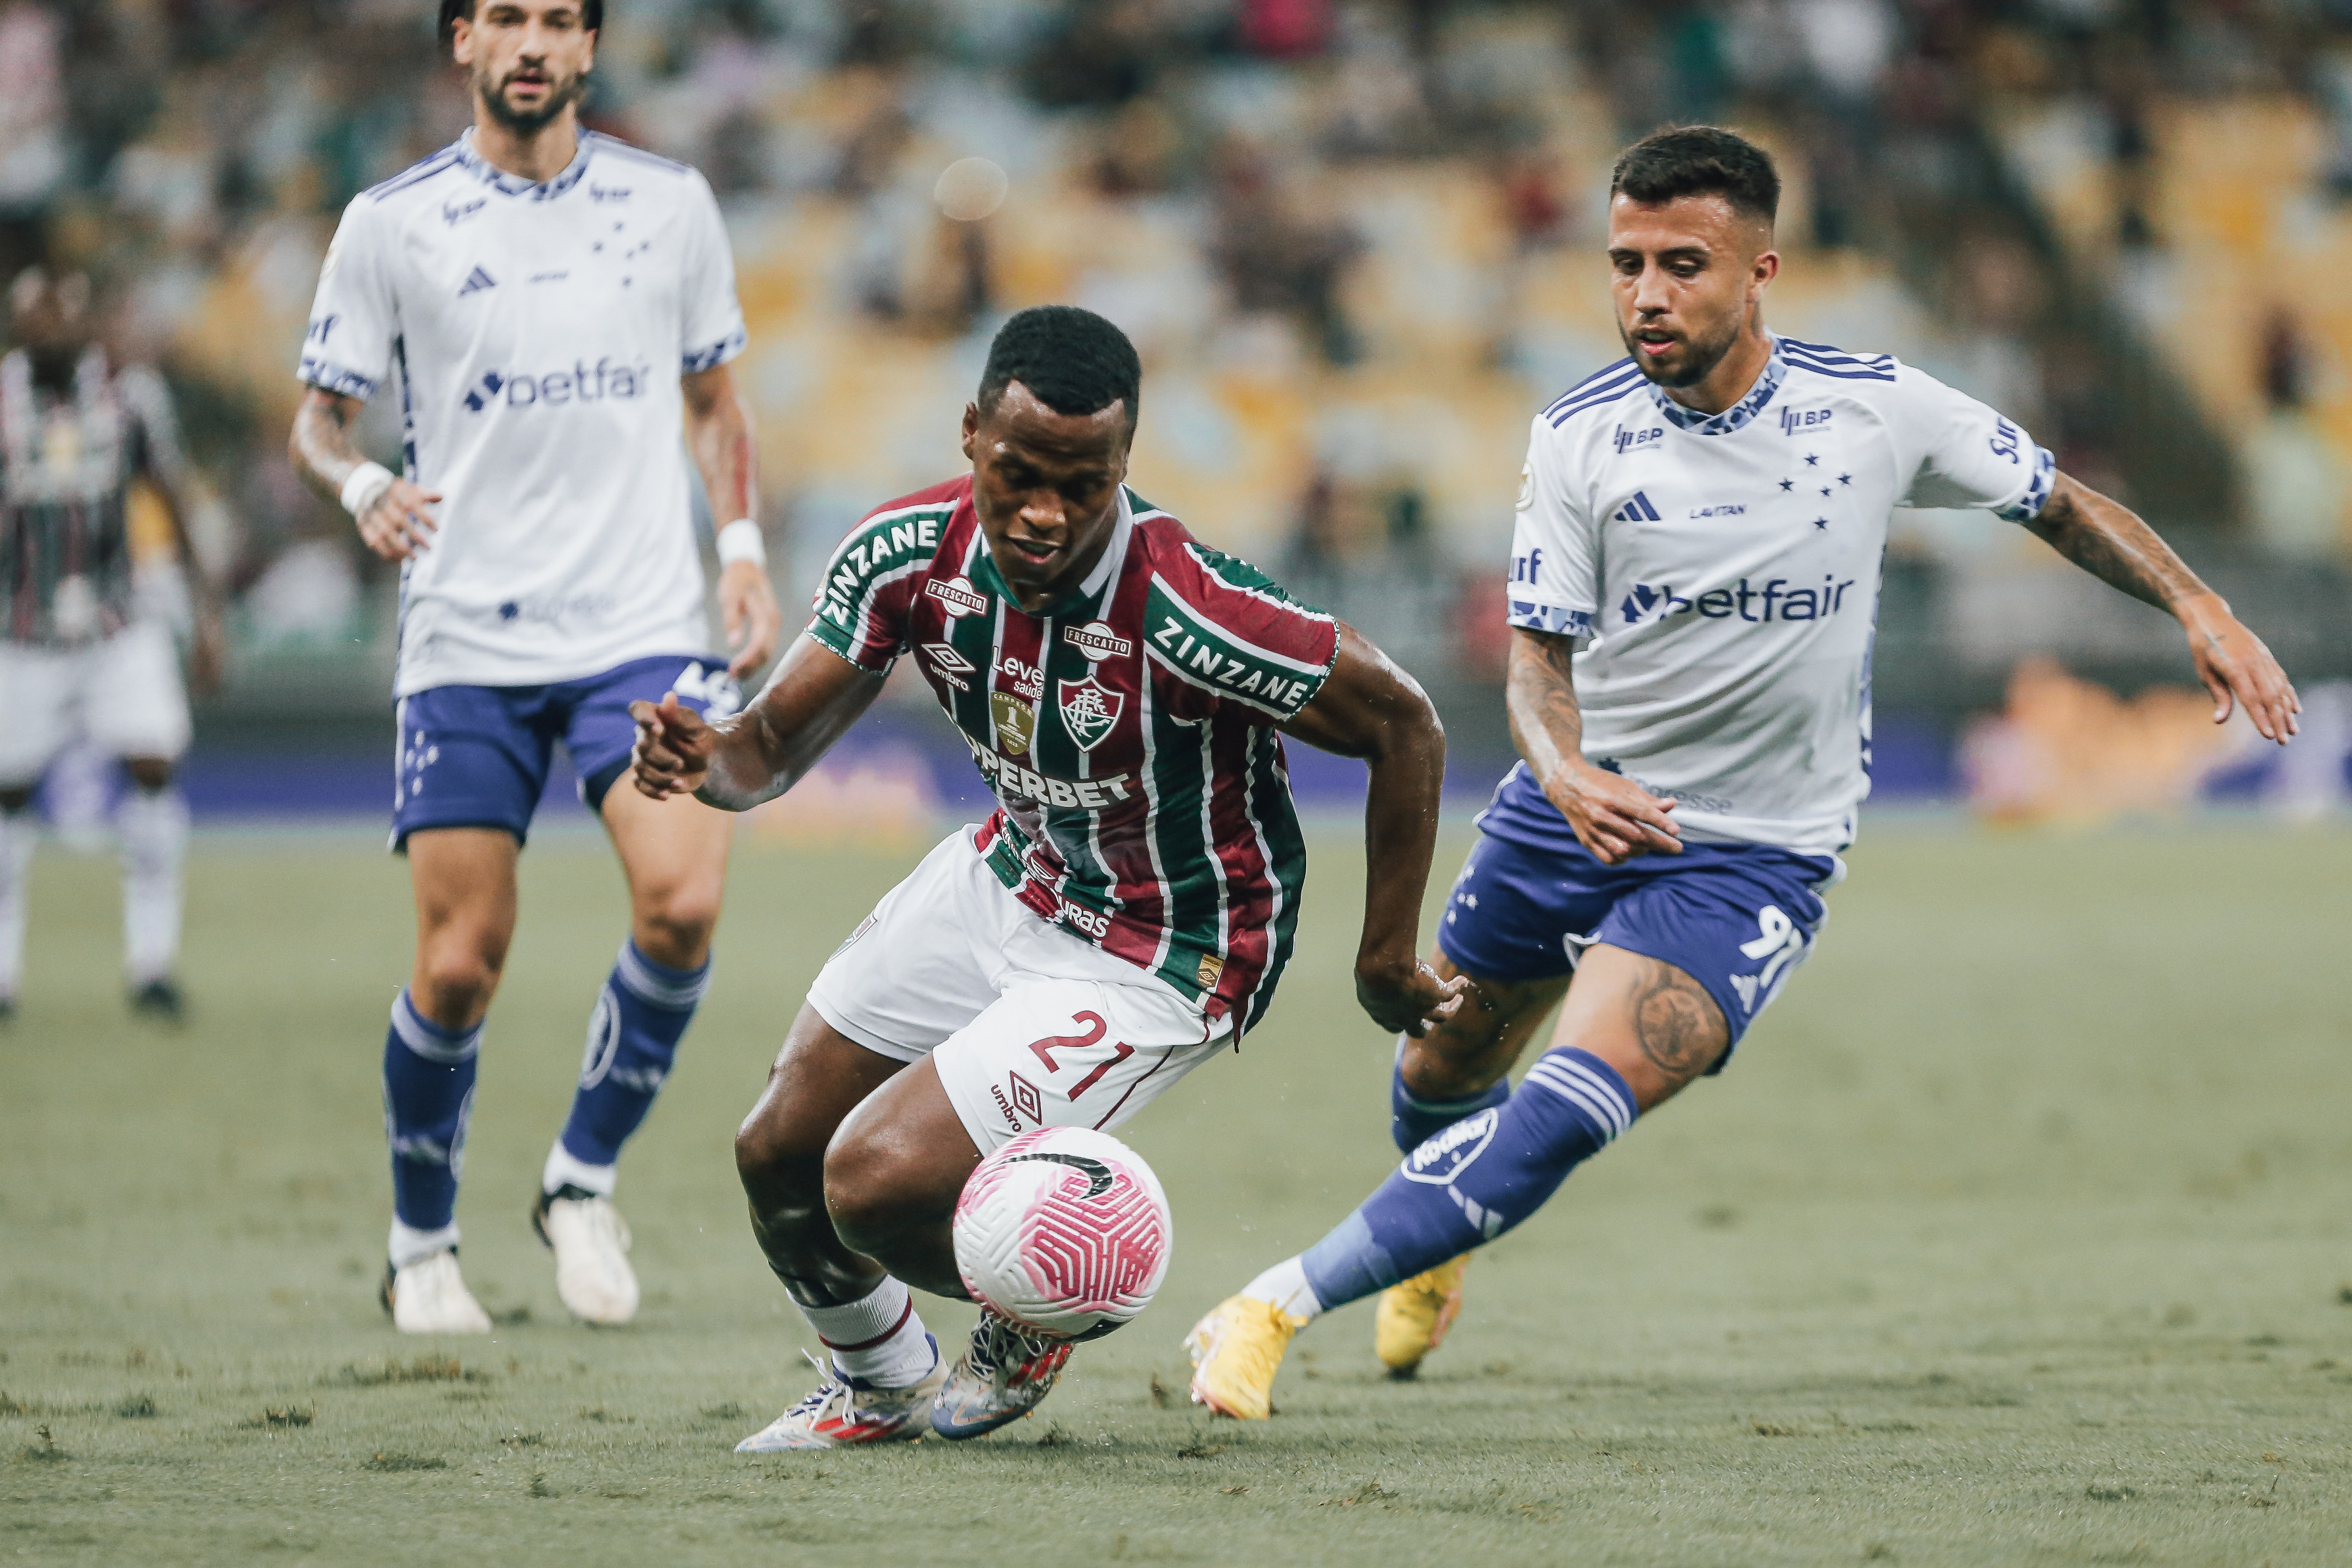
[1302,1046,1638,1312]
[550,939,708,1191]
[383,988,482,1235]
[1390,1038,1513,1154]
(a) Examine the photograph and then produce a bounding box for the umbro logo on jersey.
[1063,620,1133,661]
[926,576,987,617]
[922,642,974,690]
[457,266,498,296]
[1612,491,1662,523]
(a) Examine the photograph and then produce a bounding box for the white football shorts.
[808,827,1231,1154]
[0,621,192,786]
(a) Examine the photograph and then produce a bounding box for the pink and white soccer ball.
[952,1127,1172,1341]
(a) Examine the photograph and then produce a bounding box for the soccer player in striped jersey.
[1184,127,2301,1418]
[628,305,1465,1448]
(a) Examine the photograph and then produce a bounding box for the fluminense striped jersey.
[805,476,1341,1030]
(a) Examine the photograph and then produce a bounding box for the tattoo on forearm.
[1629,959,1725,1085]
[2026,485,2207,613]
[1507,629,1584,773]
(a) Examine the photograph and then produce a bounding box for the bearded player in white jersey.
[1187,126,2302,1416]
[289,0,782,1333]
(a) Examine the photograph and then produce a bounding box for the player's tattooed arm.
[683,364,782,679]
[1280,623,1468,1036]
[628,635,885,809]
[2028,473,2300,743]
[289,387,442,561]
[1506,627,1683,865]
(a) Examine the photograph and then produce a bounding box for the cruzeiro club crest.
[1056,676,1124,752]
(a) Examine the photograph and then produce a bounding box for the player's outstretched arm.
[628,634,885,811]
[1506,627,1682,866]
[682,363,783,680]
[288,387,441,562]
[2026,473,2299,743]
[1280,624,1468,1037]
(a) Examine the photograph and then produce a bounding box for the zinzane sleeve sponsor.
[297,198,397,401]
[677,172,749,375]
[1505,414,1599,638]
[1143,545,1339,723]
[1890,363,2055,524]
[802,504,949,672]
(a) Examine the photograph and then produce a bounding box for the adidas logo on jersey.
[1611,491,1662,523]
[458,265,497,296]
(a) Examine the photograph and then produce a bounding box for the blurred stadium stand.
[2,0,2347,819]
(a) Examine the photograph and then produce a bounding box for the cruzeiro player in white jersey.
[289,0,783,1333]
[1187,126,2302,1416]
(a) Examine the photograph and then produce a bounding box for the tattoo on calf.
[1630,960,1725,1084]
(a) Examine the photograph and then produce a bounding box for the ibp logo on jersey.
[1780,406,1832,435]
[1613,424,1664,453]
[461,359,651,412]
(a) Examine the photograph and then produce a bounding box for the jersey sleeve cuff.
[1992,444,2056,523]
[1506,601,1595,638]
[296,358,379,399]
[802,616,895,675]
[682,327,747,374]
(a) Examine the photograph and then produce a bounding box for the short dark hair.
[1610,126,1779,227]
[977,305,1142,427]
[440,0,603,41]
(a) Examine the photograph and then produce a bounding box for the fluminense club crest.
[1056,676,1124,751]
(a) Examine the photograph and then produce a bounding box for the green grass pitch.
[3,820,2349,1565]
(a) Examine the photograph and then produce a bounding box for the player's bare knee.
[123,756,175,791]
[413,944,503,1025]
[635,881,721,962]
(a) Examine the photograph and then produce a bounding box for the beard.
[1622,308,1744,390]
[476,64,589,136]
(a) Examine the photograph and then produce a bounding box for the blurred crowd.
[3,0,2350,705]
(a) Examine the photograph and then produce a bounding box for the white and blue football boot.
[735,1339,945,1452]
[929,1309,1074,1440]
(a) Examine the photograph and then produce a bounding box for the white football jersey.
[1506,335,2053,854]
[298,130,748,696]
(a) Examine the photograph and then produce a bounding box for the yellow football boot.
[1372,1253,1470,1377]
[1184,1295,1306,1420]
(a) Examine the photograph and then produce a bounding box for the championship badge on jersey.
[990,690,1038,757]
[1056,676,1123,752]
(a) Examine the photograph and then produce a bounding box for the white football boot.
[381,1251,493,1335]
[533,1186,639,1325]
[929,1309,1075,1439]
[735,1341,946,1452]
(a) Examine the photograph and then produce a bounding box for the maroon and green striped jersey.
[805,476,1340,1030]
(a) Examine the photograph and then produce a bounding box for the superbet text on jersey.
[296,131,748,697]
[1500,335,2054,854]
[806,477,1340,1032]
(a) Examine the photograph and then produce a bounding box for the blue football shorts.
[389,654,742,850]
[1435,826,1841,1065]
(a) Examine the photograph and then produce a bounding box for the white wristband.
[340,461,395,518]
[716,518,766,569]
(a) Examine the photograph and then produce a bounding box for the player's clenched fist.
[629,693,716,799]
[1355,953,1471,1038]
[354,476,442,562]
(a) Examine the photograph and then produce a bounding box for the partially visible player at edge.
[0,265,228,1022]
[1186,126,2301,1417]
[628,304,1465,1449]
[288,0,783,1332]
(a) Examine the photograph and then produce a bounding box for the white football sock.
[542,1140,617,1198]
[0,808,32,998]
[389,1217,462,1269]
[1241,1255,1324,1322]
[117,787,187,985]
[795,1276,935,1387]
